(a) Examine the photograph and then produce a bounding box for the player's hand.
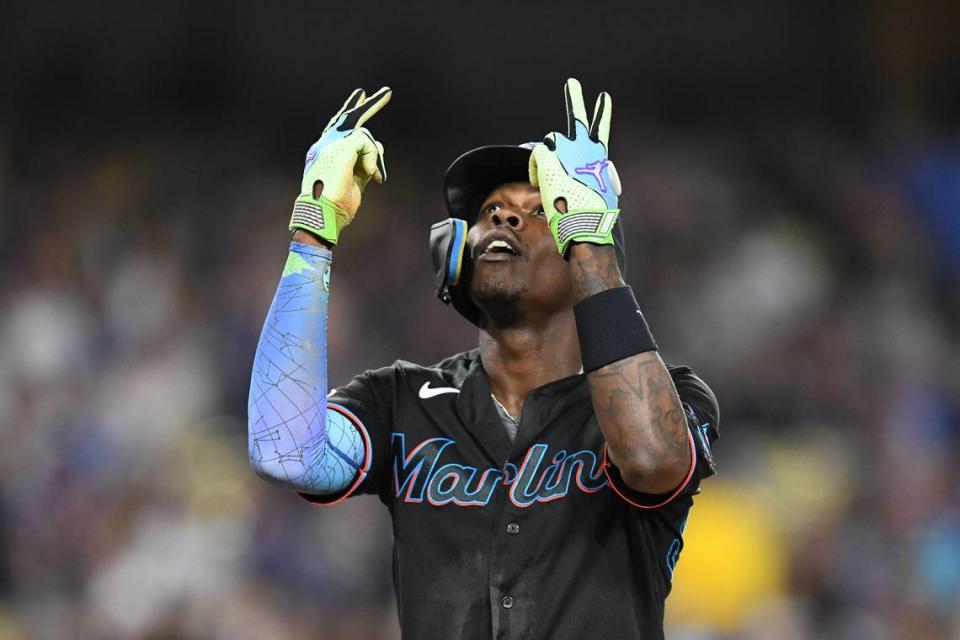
[529,78,621,256]
[288,87,391,245]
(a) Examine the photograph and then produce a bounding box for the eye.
[482,203,501,215]
[535,207,546,217]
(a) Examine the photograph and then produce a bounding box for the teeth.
[485,240,516,255]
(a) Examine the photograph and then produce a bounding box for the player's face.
[467,182,573,323]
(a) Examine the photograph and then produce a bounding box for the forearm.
[570,243,691,493]
[247,241,363,493]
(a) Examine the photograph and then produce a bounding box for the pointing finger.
[339,86,392,131]
[326,88,365,131]
[563,78,588,139]
[589,91,612,147]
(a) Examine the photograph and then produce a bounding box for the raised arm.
[249,239,360,492]
[529,79,692,495]
[569,244,691,494]
[248,87,391,494]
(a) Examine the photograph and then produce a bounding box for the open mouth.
[476,235,521,260]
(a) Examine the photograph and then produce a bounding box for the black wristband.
[574,286,658,373]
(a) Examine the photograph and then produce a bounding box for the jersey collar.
[455,351,591,464]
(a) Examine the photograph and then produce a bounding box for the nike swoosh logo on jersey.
[418,382,460,399]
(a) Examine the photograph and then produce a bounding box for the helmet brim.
[443,145,533,222]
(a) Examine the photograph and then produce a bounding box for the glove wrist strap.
[549,208,620,256]
[289,194,343,245]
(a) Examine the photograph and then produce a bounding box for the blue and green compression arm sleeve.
[247,241,364,494]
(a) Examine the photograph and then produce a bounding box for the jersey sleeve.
[602,365,719,509]
[298,366,397,506]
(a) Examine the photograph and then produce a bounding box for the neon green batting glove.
[529,78,621,256]
[289,86,392,245]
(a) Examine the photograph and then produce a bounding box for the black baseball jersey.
[304,349,719,640]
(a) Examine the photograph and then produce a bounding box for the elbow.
[248,444,277,484]
[616,446,693,495]
[248,454,273,482]
[247,429,311,491]
[249,455,301,490]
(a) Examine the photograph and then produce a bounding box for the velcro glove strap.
[289,194,343,245]
[549,208,620,256]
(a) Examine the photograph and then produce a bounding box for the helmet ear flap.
[429,218,482,325]
[430,218,467,297]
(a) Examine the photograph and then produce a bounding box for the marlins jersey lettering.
[303,349,718,640]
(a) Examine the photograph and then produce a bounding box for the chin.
[469,273,529,327]
[470,276,525,306]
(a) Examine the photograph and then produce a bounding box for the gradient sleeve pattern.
[247,241,365,495]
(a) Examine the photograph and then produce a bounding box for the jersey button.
[502,596,514,609]
[506,522,520,535]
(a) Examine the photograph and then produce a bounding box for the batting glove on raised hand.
[289,86,391,245]
[529,78,621,256]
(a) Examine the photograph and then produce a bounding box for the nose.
[490,209,523,230]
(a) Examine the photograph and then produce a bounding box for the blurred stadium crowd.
[2,2,959,639]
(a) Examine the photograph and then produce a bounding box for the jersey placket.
[487,388,543,640]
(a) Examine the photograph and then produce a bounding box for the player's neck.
[478,310,581,416]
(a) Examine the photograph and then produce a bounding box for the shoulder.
[665,363,719,432]
[359,349,479,390]
[666,363,720,478]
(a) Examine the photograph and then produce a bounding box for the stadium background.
[1,1,958,638]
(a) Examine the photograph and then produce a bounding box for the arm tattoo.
[569,244,690,488]
[569,244,624,302]
[588,344,690,485]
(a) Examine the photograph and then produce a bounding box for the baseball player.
[248,79,719,639]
